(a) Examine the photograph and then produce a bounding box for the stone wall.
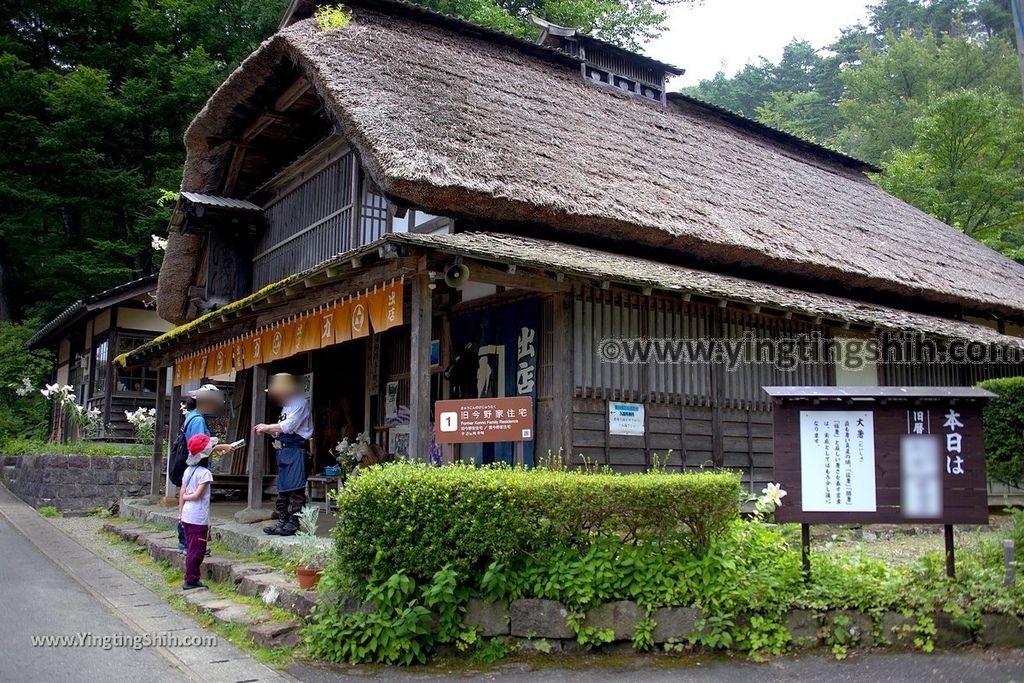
[1,454,152,511]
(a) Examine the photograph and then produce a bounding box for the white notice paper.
[799,410,876,512]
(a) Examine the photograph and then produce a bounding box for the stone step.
[248,622,302,649]
[106,522,320,622]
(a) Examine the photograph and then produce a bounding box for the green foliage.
[36,505,61,518]
[977,377,1024,485]
[0,320,52,442]
[305,565,474,664]
[879,90,1024,258]
[331,462,741,582]
[314,5,353,32]
[0,439,148,457]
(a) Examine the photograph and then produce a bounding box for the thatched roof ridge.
[172,2,1024,322]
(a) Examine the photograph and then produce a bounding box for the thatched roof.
[127,232,1024,369]
[169,0,1024,323]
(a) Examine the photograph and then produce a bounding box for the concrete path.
[289,649,1024,682]
[0,483,291,683]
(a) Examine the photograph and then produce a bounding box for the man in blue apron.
[255,373,313,536]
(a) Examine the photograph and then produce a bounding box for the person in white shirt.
[179,433,216,589]
[255,373,313,536]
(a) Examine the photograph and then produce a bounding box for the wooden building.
[28,275,172,441]
[121,0,1024,510]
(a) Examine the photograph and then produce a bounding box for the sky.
[646,0,876,88]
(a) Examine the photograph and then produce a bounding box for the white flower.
[761,483,788,507]
[151,234,168,251]
[14,377,33,397]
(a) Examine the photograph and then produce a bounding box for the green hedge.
[331,463,741,581]
[978,377,1024,486]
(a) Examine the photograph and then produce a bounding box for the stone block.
[291,590,319,619]
[933,612,973,648]
[583,600,642,641]
[784,609,821,648]
[92,457,111,469]
[248,622,302,649]
[183,590,235,614]
[509,599,574,639]
[465,598,510,637]
[238,572,295,604]
[233,507,277,524]
[229,563,276,584]
[652,606,703,644]
[827,610,873,646]
[879,611,917,647]
[210,604,270,625]
[200,557,238,583]
[979,613,1024,648]
[67,455,89,469]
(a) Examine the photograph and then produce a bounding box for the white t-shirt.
[180,465,214,526]
[279,396,314,439]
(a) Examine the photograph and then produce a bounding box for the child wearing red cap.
[179,433,216,590]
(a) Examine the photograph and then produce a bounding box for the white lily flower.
[761,482,787,507]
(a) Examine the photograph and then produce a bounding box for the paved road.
[290,648,1024,682]
[0,514,188,683]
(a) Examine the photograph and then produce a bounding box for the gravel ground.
[51,514,175,594]
[815,515,1015,563]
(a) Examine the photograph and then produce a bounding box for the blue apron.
[274,433,307,493]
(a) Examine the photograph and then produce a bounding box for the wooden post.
[801,523,811,581]
[551,292,574,466]
[150,366,168,495]
[409,273,432,462]
[247,364,268,510]
[162,382,182,504]
[944,524,956,578]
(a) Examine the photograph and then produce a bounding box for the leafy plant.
[37,505,61,518]
[294,506,331,570]
[331,462,741,582]
[977,377,1024,485]
[315,5,353,32]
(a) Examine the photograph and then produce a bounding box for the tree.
[837,29,1020,164]
[879,90,1024,258]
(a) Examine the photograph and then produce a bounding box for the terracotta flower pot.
[296,566,322,589]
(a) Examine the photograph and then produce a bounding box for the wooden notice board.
[435,396,534,444]
[766,387,992,526]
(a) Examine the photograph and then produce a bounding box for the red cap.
[187,433,211,456]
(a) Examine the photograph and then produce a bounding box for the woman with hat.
[255,373,313,536]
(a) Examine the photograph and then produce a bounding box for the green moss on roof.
[118,273,302,367]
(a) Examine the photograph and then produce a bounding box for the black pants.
[274,487,307,528]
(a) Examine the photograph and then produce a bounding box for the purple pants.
[181,521,208,584]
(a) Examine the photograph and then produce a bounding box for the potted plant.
[293,505,330,589]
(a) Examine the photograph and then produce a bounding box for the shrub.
[977,377,1024,486]
[331,463,741,582]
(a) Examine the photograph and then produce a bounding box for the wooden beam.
[221,144,248,196]
[247,365,268,510]
[551,292,574,465]
[241,112,290,143]
[164,382,182,500]
[151,366,168,495]
[409,273,432,462]
[274,76,311,112]
[466,263,570,293]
